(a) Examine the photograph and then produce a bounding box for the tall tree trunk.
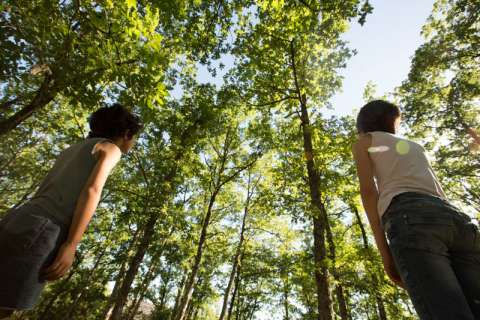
[158,270,173,310]
[109,156,183,320]
[101,254,129,320]
[325,213,349,320]
[174,191,218,320]
[283,275,290,320]
[352,205,387,320]
[101,227,139,319]
[219,174,253,320]
[376,295,388,320]
[109,213,159,320]
[185,302,196,320]
[290,40,332,320]
[126,228,174,320]
[175,132,256,320]
[170,274,187,320]
[334,286,349,320]
[126,259,160,320]
[227,247,244,320]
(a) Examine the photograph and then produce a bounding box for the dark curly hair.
[87,103,143,139]
[356,100,401,134]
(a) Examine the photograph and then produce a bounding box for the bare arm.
[43,142,121,280]
[352,134,404,287]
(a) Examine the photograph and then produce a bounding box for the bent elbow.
[85,185,102,198]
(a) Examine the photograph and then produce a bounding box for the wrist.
[64,239,80,249]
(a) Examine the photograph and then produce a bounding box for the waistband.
[20,203,70,230]
[382,192,470,227]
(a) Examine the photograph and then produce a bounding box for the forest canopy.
[0,0,478,319]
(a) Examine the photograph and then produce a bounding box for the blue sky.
[182,2,440,317]
[194,0,436,120]
[329,0,435,116]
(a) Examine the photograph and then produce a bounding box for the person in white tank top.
[352,100,480,320]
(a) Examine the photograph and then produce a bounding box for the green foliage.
[2,1,474,319]
[398,0,480,214]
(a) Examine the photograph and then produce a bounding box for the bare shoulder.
[352,133,372,153]
[92,141,122,160]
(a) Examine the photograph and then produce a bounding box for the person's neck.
[111,137,125,153]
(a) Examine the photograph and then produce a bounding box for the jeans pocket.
[2,212,50,253]
[405,214,454,253]
[30,220,61,257]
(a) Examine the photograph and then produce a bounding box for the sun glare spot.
[396,141,410,155]
[368,146,390,153]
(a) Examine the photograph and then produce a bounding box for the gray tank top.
[27,138,109,226]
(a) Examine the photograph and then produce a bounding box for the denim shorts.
[381,192,480,320]
[0,205,67,310]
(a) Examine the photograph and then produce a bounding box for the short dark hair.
[88,103,143,139]
[356,100,401,134]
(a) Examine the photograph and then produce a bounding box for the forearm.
[360,189,391,259]
[65,188,101,248]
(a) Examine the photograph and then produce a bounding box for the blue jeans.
[0,205,66,310]
[381,192,480,319]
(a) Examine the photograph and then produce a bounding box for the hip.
[381,192,477,253]
[0,205,68,257]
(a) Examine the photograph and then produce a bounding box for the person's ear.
[123,130,132,141]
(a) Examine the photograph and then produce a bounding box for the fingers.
[43,260,70,281]
[386,270,406,289]
[44,264,69,281]
[391,275,406,289]
[43,258,61,274]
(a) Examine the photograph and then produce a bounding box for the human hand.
[383,256,406,289]
[43,242,76,281]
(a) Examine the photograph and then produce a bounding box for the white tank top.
[368,131,447,217]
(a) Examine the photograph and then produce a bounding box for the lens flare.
[368,146,390,153]
[396,141,410,155]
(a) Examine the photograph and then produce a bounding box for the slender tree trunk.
[283,275,290,320]
[176,132,256,320]
[376,295,388,320]
[174,191,218,320]
[170,274,187,320]
[227,248,244,320]
[66,221,116,319]
[334,286,349,320]
[109,157,184,320]
[126,229,174,320]
[109,213,159,320]
[158,271,173,310]
[325,213,349,320]
[126,259,160,320]
[186,302,195,320]
[352,205,387,320]
[101,255,129,320]
[289,40,332,320]
[302,97,332,320]
[219,176,252,320]
[101,227,140,320]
